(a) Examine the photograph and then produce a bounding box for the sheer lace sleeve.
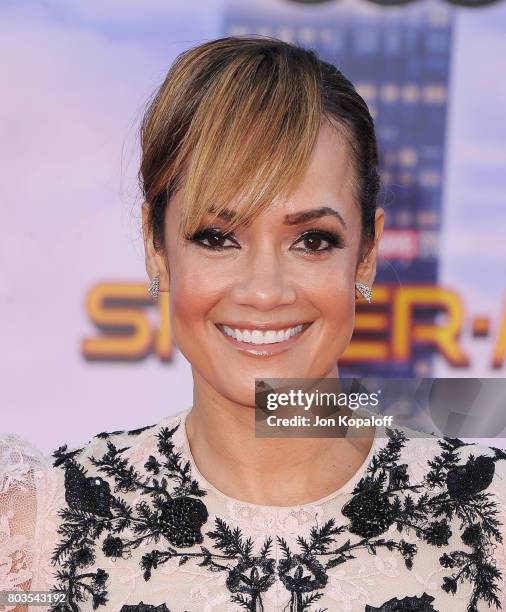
[0,433,51,611]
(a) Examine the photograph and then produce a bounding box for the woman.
[1,36,505,612]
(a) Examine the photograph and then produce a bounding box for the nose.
[229,245,297,311]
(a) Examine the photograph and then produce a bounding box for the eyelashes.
[294,229,345,253]
[186,227,240,250]
[185,227,345,255]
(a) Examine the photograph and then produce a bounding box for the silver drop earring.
[148,274,160,299]
[355,281,372,303]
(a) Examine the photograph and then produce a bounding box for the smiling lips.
[215,322,313,356]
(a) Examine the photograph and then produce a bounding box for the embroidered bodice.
[1,407,505,611]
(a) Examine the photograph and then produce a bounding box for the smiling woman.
[139,36,384,403]
[1,35,505,612]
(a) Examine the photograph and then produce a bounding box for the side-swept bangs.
[140,36,324,246]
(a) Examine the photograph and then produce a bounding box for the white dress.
[1,407,505,612]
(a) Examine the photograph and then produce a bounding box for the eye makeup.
[185,226,346,255]
[291,228,345,255]
[185,227,240,250]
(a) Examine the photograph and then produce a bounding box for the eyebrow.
[283,206,347,228]
[208,206,347,229]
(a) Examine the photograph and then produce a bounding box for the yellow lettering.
[492,302,506,368]
[82,284,153,360]
[392,286,469,366]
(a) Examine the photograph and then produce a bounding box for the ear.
[141,201,170,292]
[355,207,385,294]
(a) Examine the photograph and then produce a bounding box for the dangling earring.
[355,281,372,303]
[148,274,160,299]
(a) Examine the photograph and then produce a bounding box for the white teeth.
[264,331,277,343]
[221,324,305,344]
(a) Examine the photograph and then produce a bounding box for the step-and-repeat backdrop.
[2,0,505,452]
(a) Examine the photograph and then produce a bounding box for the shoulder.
[49,408,188,465]
[47,409,189,507]
[376,423,506,496]
[46,410,196,594]
[352,424,506,606]
[366,424,506,544]
[378,425,506,561]
[384,423,506,492]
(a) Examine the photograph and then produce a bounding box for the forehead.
[269,121,356,218]
[168,120,358,229]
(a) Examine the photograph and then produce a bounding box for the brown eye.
[207,232,226,248]
[303,235,324,251]
[292,230,343,255]
[187,228,239,250]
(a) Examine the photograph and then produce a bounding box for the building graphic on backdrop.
[223,0,453,377]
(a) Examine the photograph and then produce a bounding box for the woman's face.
[146,121,383,407]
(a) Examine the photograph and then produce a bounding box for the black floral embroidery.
[48,421,505,612]
[95,423,157,439]
[365,592,437,611]
[50,445,111,611]
[273,511,417,610]
[95,429,125,439]
[119,603,172,612]
[209,520,276,611]
[425,439,505,611]
[140,518,275,610]
[49,423,207,611]
[63,460,114,517]
[52,445,85,467]
[344,430,505,611]
[341,428,455,556]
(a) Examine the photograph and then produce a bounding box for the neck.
[185,368,375,506]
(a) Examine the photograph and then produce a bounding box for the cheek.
[301,256,357,354]
[168,256,225,333]
[325,280,356,348]
[302,255,356,314]
[168,266,216,367]
[323,271,355,318]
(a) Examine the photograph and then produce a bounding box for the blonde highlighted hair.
[139,36,380,258]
